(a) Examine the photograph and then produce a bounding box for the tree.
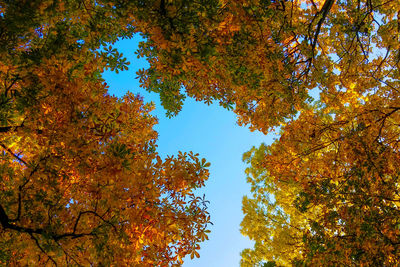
[3,0,400,265]
[127,0,400,265]
[135,0,399,132]
[130,0,400,264]
[136,0,309,131]
[240,143,312,266]
[0,1,211,265]
[230,0,400,264]
[241,100,400,265]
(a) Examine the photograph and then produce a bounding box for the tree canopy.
[0,1,211,265]
[1,0,400,265]
[136,0,400,132]
[129,0,400,265]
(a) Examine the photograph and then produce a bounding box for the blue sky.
[103,38,275,266]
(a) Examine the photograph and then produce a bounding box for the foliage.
[124,0,400,264]
[236,0,400,265]
[242,101,400,265]
[0,0,211,265]
[3,0,400,265]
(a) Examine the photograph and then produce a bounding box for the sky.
[102,38,275,267]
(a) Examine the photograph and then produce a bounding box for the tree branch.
[28,233,58,266]
[0,203,95,242]
[0,142,28,166]
[309,0,335,58]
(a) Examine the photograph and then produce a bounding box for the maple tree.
[0,1,211,265]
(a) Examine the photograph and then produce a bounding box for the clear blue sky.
[103,38,275,267]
